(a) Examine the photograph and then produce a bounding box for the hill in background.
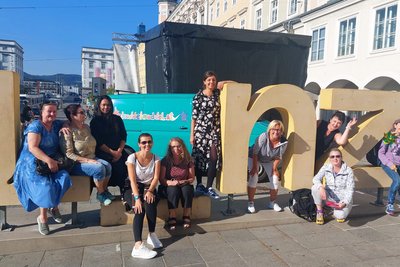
[24,73,82,87]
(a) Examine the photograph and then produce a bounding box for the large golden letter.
[219,83,316,193]
[317,89,400,188]
[0,71,20,205]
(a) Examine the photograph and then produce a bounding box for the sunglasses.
[140,140,153,145]
[329,155,342,159]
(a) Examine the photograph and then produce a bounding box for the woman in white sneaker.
[311,148,354,224]
[127,133,162,259]
[247,120,288,213]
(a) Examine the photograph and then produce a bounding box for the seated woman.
[13,101,72,235]
[378,119,400,216]
[127,133,162,260]
[160,137,195,230]
[315,111,357,161]
[311,148,355,225]
[61,104,113,206]
[247,120,288,213]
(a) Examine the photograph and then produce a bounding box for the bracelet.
[133,195,139,200]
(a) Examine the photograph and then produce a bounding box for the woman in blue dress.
[13,101,72,235]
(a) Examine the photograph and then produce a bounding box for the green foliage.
[383,131,396,145]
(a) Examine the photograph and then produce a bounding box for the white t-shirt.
[126,153,160,185]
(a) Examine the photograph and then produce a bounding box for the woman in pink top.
[160,137,195,230]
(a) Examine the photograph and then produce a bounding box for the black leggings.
[166,184,194,209]
[133,183,158,242]
[196,144,217,189]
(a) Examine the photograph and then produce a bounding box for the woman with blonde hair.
[160,137,195,230]
[247,120,288,213]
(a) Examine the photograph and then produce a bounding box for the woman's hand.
[133,198,143,214]
[391,164,397,171]
[47,158,59,173]
[337,202,346,210]
[249,166,258,176]
[346,117,357,129]
[144,190,155,204]
[167,180,179,186]
[190,135,194,145]
[110,149,122,162]
[60,127,71,136]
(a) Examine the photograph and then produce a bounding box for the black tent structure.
[142,22,311,94]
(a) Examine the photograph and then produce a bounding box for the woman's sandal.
[182,216,191,229]
[316,210,324,225]
[167,217,177,230]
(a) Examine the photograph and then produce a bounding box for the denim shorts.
[70,158,112,181]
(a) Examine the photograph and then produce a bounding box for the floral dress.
[191,89,222,172]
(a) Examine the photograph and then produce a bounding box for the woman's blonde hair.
[267,120,285,134]
[165,137,192,164]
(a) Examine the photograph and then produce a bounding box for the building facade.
[23,80,62,95]
[81,47,114,89]
[164,0,400,119]
[0,39,24,82]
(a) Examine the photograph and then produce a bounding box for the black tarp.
[143,22,311,94]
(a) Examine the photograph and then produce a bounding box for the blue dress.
[13,120,72,212]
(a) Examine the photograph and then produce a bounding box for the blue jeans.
[70,158,112,181]
[381,164,400,204]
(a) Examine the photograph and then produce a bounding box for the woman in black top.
[315,111,357,161]
[90,95,129,194]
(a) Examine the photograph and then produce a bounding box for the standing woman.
[90,95,129,195]
[378,119,400,216]
[160,137,195,230]
[190,70,222,199]
[127,133,163,259]
[13,101,72,235]
[312,148,354,224]
[247,120,288,213]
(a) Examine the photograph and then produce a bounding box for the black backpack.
[288,188,316,222]
[366,139,387,166]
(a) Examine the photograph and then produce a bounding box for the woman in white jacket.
[311,148,354,225]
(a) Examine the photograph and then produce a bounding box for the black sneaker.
[196,184,207,195]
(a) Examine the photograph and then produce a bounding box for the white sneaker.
[131,243,157,259]
[147,232,163,249]
[267,202,283,212]
[247,202,256,213]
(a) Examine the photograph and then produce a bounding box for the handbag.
[35,152,74,176]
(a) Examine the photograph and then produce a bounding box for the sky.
[0,0,159,75]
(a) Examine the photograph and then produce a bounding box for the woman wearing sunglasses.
[311,148,354,225]
[61,104,113,206]
[127,133,162,259]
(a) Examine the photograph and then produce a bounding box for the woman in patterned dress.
[190,71,222,199]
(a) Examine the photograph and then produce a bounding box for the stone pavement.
[1,187,400,266]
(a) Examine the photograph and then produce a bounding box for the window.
[338,17,356,57]
[240,19,246,29]
[216,2,220,17]
[2,54,10,63]
[270,0,278,24]
[232,0,236,5]
[210,8,213,21]
[89,61,94,69]
[288,0,297,16]
[101,61,106,69]
[101,54,106,59]
[224,0,227,12]
[373,4,397,50]
[89,53,93,58]
[89,71,93,78]
[311,27,326,61]
[256,9,262,30]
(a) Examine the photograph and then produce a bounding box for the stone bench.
[100,195,211,226]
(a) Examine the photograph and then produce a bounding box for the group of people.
[13,70,398,259]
